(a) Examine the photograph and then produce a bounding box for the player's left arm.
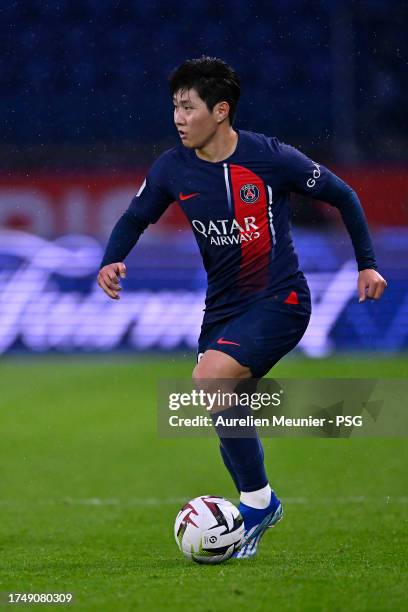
[276,143,387,302]
[313,171,387,302]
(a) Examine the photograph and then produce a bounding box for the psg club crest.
[240,183,259,204]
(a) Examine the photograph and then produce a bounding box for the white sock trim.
[240,483,272,510]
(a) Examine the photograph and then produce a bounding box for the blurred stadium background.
[0,0,407,359]
[1,2,407,608]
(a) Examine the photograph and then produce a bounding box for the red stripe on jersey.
[229,164,272,294]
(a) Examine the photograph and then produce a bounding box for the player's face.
[173,88,221,149]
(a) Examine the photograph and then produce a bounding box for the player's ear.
[214,101,230,123]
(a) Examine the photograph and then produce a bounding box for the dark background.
[1,0,406,169]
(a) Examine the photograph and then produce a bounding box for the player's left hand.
[358,269,387,302]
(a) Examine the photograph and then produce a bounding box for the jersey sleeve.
[128,152,175,224]
[273,141,330,197]
[271,139,377,271]
[100,153,174,267]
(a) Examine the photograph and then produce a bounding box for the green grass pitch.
[0,354,407,611]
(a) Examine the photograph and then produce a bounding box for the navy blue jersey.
[102,129,377,323]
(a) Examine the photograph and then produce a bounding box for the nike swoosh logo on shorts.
[179,192,199,201]
[217,337,241,346]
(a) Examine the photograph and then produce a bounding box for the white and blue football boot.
[234,491,283,559]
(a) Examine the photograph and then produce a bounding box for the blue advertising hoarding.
[0,229,406,357]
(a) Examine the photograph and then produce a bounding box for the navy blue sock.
[219,442,241,493]
[212,404,268,493]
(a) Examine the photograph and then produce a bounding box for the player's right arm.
[97,154,174,299]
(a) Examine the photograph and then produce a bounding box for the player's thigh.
[193,348,252,380]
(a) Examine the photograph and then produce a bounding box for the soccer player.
[98,57,387,558]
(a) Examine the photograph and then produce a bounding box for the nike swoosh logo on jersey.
[217,337,241,346]
[179,192,199,201]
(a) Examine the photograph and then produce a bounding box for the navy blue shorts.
[197,287,311,378]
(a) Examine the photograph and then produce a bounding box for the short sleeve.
[128,152,175,224]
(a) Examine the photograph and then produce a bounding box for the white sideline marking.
[0,496,407,507]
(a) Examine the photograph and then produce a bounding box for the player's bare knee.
[193,361,214,381]
[192,362,228,402]
[192,355,250,404]
[192,363,218,397]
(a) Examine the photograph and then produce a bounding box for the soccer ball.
[174,495,245,564]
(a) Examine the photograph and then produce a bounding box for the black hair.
[169,56,240,124]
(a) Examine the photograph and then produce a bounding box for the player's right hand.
[97,262,126,300]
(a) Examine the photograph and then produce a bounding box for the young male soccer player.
[98,57,387,558]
